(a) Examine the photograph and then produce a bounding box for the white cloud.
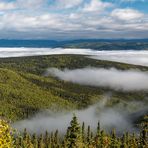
[120,0,145,2]
[0,0,46,11]
[111,8,143,21]
[0,0,147,39]
[53,0,83,9]
[82,0,112,12]
[0,1,16,11]
[110,0,146,4]
[16,0,47,9]
[0,13,66,31]
[1,48,148,67]
[46,67,148,91]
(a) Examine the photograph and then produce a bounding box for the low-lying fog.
[90,50,148,67]
[1,48,148,66]
[46,67,148,91]
[13,95,147,134]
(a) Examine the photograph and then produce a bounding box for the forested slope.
[0,68,75,121]
[0,55,148,121]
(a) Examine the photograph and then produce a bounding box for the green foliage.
[1,116,147,147]
[65,115,82,147]
[0,68,75,121]
[1,55,148,75]
[8,116,148,148]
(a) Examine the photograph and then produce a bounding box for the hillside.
[0,54,148,122]
[0,68,75,121]
[62,40,148,50]
[1,54,148,74]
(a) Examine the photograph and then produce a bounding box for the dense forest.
[0,54,148,147]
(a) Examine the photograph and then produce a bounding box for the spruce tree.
[125,132,130,147]
[82,122,85,143]
[27,134,34,148]
[140,129,147,147]
[97,121,101,135]
[121,133,128,148]
[130,133,137,148]
[38,134,44,148]
[45,131,49,147]
[110,129,120,148]
[32,133,38,148]
[95,121,101,147]
[87,125,91,145]
[66,115,82,148]
[100,130,106,148]
[23,128,28,141]
[50,132,54,146]
[54,130,59,146]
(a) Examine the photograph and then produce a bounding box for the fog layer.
[1,48,148,66]
[0,48,93,58]
[46,67,148,91]
[13,96,141,134]
[90,50,148,67]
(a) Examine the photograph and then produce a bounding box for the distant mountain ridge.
[0,39,148,50]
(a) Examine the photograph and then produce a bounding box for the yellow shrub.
[0,119,13,148]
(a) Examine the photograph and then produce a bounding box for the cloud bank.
[13,96,141,134]
[0,47,93,58]
[90,50,148,66]
[46,67,148,91]
[1,48,148,67]
[0,0,147,39]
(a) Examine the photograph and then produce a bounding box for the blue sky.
[0,0,147,39]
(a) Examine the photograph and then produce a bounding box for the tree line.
[0,115,147,148]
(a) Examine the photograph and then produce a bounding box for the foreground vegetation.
[0,115,148,148]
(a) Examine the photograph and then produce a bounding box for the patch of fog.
[13,95,140,134]
[45,67,148,91]
[13,95,146,135]
[1,48,148,67]
[0,48,93,58]
[90,50,148,67]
